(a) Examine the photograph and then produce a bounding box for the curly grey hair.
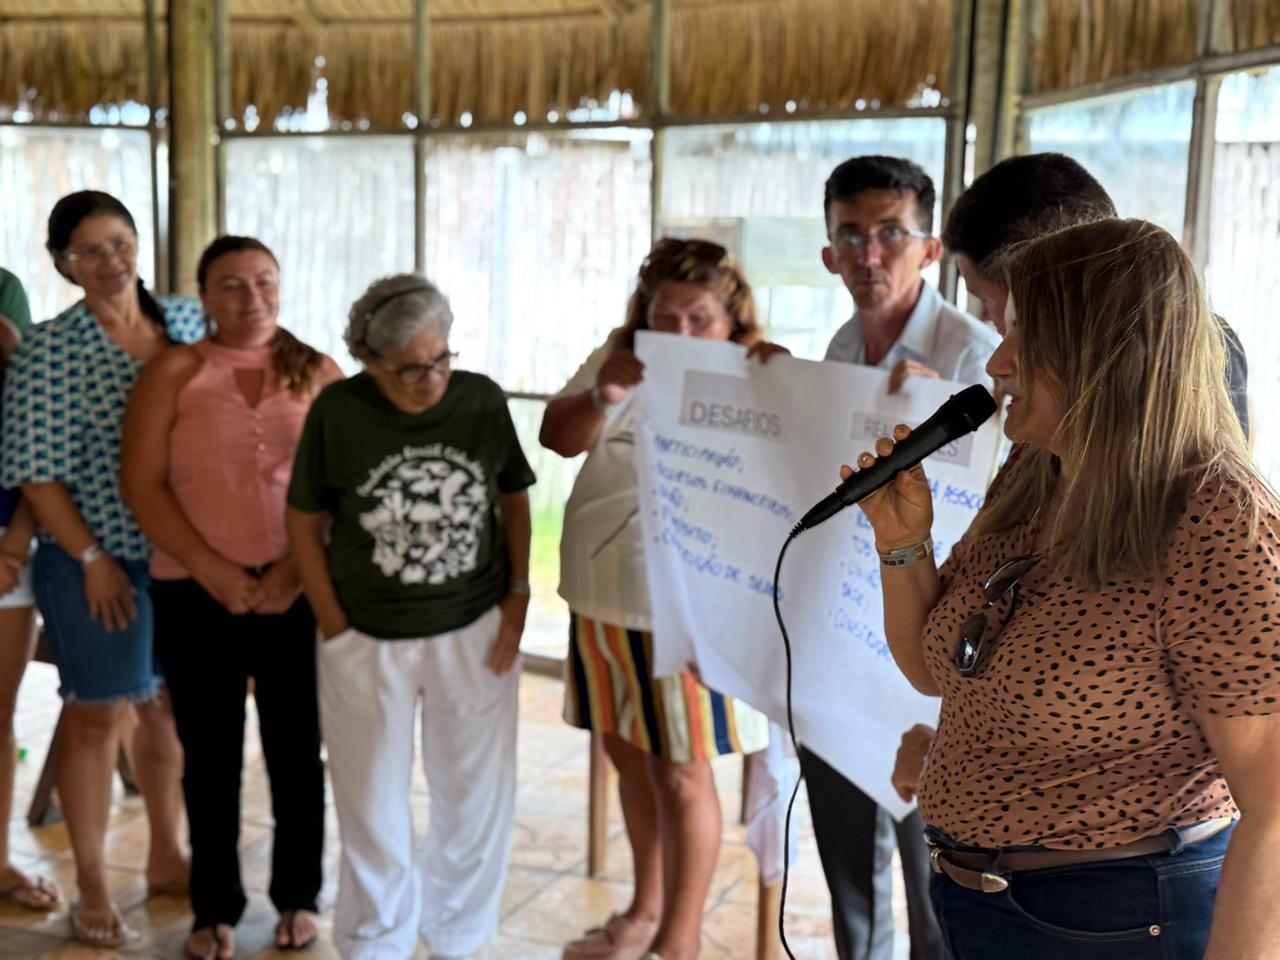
[345,273,454,362]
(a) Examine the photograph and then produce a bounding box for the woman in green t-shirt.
[286,274,535,960]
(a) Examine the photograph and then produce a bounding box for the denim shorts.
[33,541,160,705]
[930,823,1233,960]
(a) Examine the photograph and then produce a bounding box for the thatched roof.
[1030,0,1280,92]
[0,0,956,128]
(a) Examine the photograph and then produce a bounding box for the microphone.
[798,384,997,531]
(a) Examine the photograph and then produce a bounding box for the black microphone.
[798,384,998,531]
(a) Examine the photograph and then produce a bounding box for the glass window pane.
[660,119,949,359]
[424,129,653,394]
[224,136,415,369]
[1206,66,1280,488]
[1026,83,1196,237]
[0,127,158,323]
[509,396,581,660]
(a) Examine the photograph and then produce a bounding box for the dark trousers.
[930,825,1231,959]
[799,745,942,960]
[153,578,325,930]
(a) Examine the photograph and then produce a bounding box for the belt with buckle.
[927,818,1234,894]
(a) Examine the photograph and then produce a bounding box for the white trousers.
[318,606,519,960]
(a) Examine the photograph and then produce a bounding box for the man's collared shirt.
[824,281,1000,387]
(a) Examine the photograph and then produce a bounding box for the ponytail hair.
[198,234,328,398]
[135,278,168,332]
[270,327,329,399]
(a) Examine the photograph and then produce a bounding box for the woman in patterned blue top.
[0,192,203,949]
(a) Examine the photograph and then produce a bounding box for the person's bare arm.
[891,724,936,802]
[22,482,139,631]
[848,424,943,696]
[1199,711,1280,960]
[121,346,262,612]
[286,506,347,639]
[488,491,531,675]
[0,498,35,597]
[540,349,644,457]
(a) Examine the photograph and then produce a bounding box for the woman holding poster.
[854,218,1280,960]
[541,238,781,960]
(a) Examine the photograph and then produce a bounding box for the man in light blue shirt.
[804,156,998,960]
[824,279,997,388]
[821,159,998,390]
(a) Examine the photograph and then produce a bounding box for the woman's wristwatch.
[508,579,531,596]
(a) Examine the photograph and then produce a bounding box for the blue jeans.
[930,825,1232,960]
[33,542,159,704]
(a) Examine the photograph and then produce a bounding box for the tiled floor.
[0,661,894,959]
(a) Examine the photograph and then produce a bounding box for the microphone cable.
[773,521,805,960]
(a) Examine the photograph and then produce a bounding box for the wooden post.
[414,0,431,274]
[939,0,975,301]
[649,0,672,241]
[213,0,230,234]
[168,0,219,294]
[969,0,1025,175]
[144,0,164,291]
[1183,0,1227,273]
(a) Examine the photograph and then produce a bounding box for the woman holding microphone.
[851,218,1280,960]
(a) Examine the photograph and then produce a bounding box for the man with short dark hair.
[820,156,997,392]
[804,155,999,960]
[943,152,1250,437]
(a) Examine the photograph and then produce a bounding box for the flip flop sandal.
[70,904,139,949]
[0,875,62,911]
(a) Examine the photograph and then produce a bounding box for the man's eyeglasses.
[63,235,137,264]
[953,555,1037,677]
[390,350,457,386]
[829,224,929,255]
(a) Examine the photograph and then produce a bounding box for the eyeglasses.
[953,555,1037,676]
[829,224,929,255]
[640,237,730,283]
[63,235,137,264]
[389,350,457,386]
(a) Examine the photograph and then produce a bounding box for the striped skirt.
[564,612,769,763]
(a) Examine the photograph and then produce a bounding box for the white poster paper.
[632,331,1002,819]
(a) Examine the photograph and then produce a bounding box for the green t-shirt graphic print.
[288,370,536,639]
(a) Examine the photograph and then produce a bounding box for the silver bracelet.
[878,540,934,569]
[588,386,610,413]
[78,544,105,568]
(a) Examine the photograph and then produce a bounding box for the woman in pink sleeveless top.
[121,237,343,960]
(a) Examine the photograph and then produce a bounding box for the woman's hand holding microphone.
[845,424,936,554]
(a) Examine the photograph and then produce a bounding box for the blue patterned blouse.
[0,296,205,560]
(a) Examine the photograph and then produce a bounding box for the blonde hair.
[615,238,761,352]
[976,218,1260,586]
